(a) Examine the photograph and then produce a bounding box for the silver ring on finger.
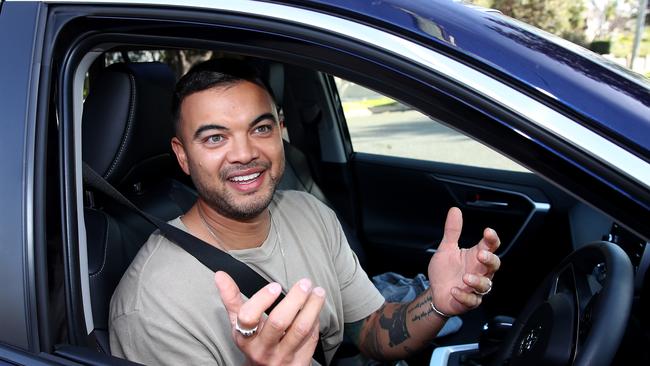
[473,280,492,296]
[235,319,259,338]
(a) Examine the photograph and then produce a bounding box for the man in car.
[109,59,501,365]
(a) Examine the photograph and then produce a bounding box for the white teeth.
[230,172,261,182]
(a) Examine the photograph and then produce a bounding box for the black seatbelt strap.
[82,163,326,365]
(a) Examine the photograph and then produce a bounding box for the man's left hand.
[427,207,501,316]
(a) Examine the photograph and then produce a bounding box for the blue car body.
[299,0,650,157]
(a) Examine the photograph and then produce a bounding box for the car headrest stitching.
[105,72,137,181]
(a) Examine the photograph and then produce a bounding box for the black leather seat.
[82,62,196,353]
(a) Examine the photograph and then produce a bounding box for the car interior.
[63,47,648,364]
[40,37,650,365]
[78,54,374,358]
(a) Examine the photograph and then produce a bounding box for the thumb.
[215,271,243,324]
[439,207,463,251]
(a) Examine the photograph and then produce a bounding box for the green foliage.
[475,0,588,46]
[470,0,493,7]
[466,0,647,64]
[590,40,612,54]
[611,27,650,58]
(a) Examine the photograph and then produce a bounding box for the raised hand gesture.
[215,272,325,366]
[427,207,501,316]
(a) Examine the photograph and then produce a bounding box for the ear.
[171,136,190,175]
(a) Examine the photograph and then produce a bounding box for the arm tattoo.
[367,304,385,356]
[350,304,386,357]
[378,303,410,347]
[353,294,440,359]
[344,318,365,348]
[408,293,434,323]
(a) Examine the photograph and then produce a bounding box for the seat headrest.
[249,60,284,108]
[265,62,284,107]
[82,62,176,187]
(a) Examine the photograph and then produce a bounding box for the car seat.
[82,61,196,353]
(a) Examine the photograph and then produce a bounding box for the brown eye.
[254,125,273,134]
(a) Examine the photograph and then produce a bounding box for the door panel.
[351,153,575,316]
[324,75,580,316]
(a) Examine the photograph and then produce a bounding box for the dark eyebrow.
[193,124,227,140]
[250,113,277,127]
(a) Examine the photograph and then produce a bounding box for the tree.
[470,0,588,46]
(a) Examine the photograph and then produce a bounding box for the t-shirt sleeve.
[110,310,218,366]
[328,213,385,323]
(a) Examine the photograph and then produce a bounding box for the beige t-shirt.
[109,190,385,365]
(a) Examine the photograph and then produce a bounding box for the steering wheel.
[491,241,633,366]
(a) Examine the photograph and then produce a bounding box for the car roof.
[280,0,650,159]
[9,0,650,159]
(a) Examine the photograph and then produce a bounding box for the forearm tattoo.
[379,303,410,347]
[352,293,438,359]
[364,304,385,357]
[408,293,434,322]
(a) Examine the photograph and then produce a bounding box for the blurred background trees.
[469,0,649,75]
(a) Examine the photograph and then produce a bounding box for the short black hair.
[171,58,275,136]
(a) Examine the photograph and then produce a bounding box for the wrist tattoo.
[408,294,435,322]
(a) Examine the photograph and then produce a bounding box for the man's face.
[172,80,285,220]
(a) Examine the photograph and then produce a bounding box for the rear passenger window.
[335,78,529,173]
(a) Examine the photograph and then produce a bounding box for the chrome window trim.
[72,50,104,334]
[28,0,650,188]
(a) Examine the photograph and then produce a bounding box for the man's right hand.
[215,271,325,366]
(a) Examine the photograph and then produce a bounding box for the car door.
[316,77,588,316]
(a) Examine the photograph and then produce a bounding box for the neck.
[184,199,271,250]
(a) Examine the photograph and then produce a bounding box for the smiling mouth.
[228,172,262,184]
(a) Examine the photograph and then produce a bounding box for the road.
[345,109,528,172]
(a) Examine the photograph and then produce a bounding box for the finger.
[257,278,313,346]
[215,271,244,323]
[293,320,321,363]
[478,249,501,274]
[463,274,492,294]
[237,281,283,332]
[478,227,500,253]
[280,287,326,353]
[439,207,463,251]
[451,287,482,309]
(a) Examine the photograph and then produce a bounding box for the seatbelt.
[82,163,327,365]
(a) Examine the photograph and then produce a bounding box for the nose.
[226,135,259,164]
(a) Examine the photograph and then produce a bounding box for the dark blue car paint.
[0,1,42,352]
[286,0,650,159]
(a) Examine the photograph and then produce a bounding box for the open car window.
[335,77,529,172]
